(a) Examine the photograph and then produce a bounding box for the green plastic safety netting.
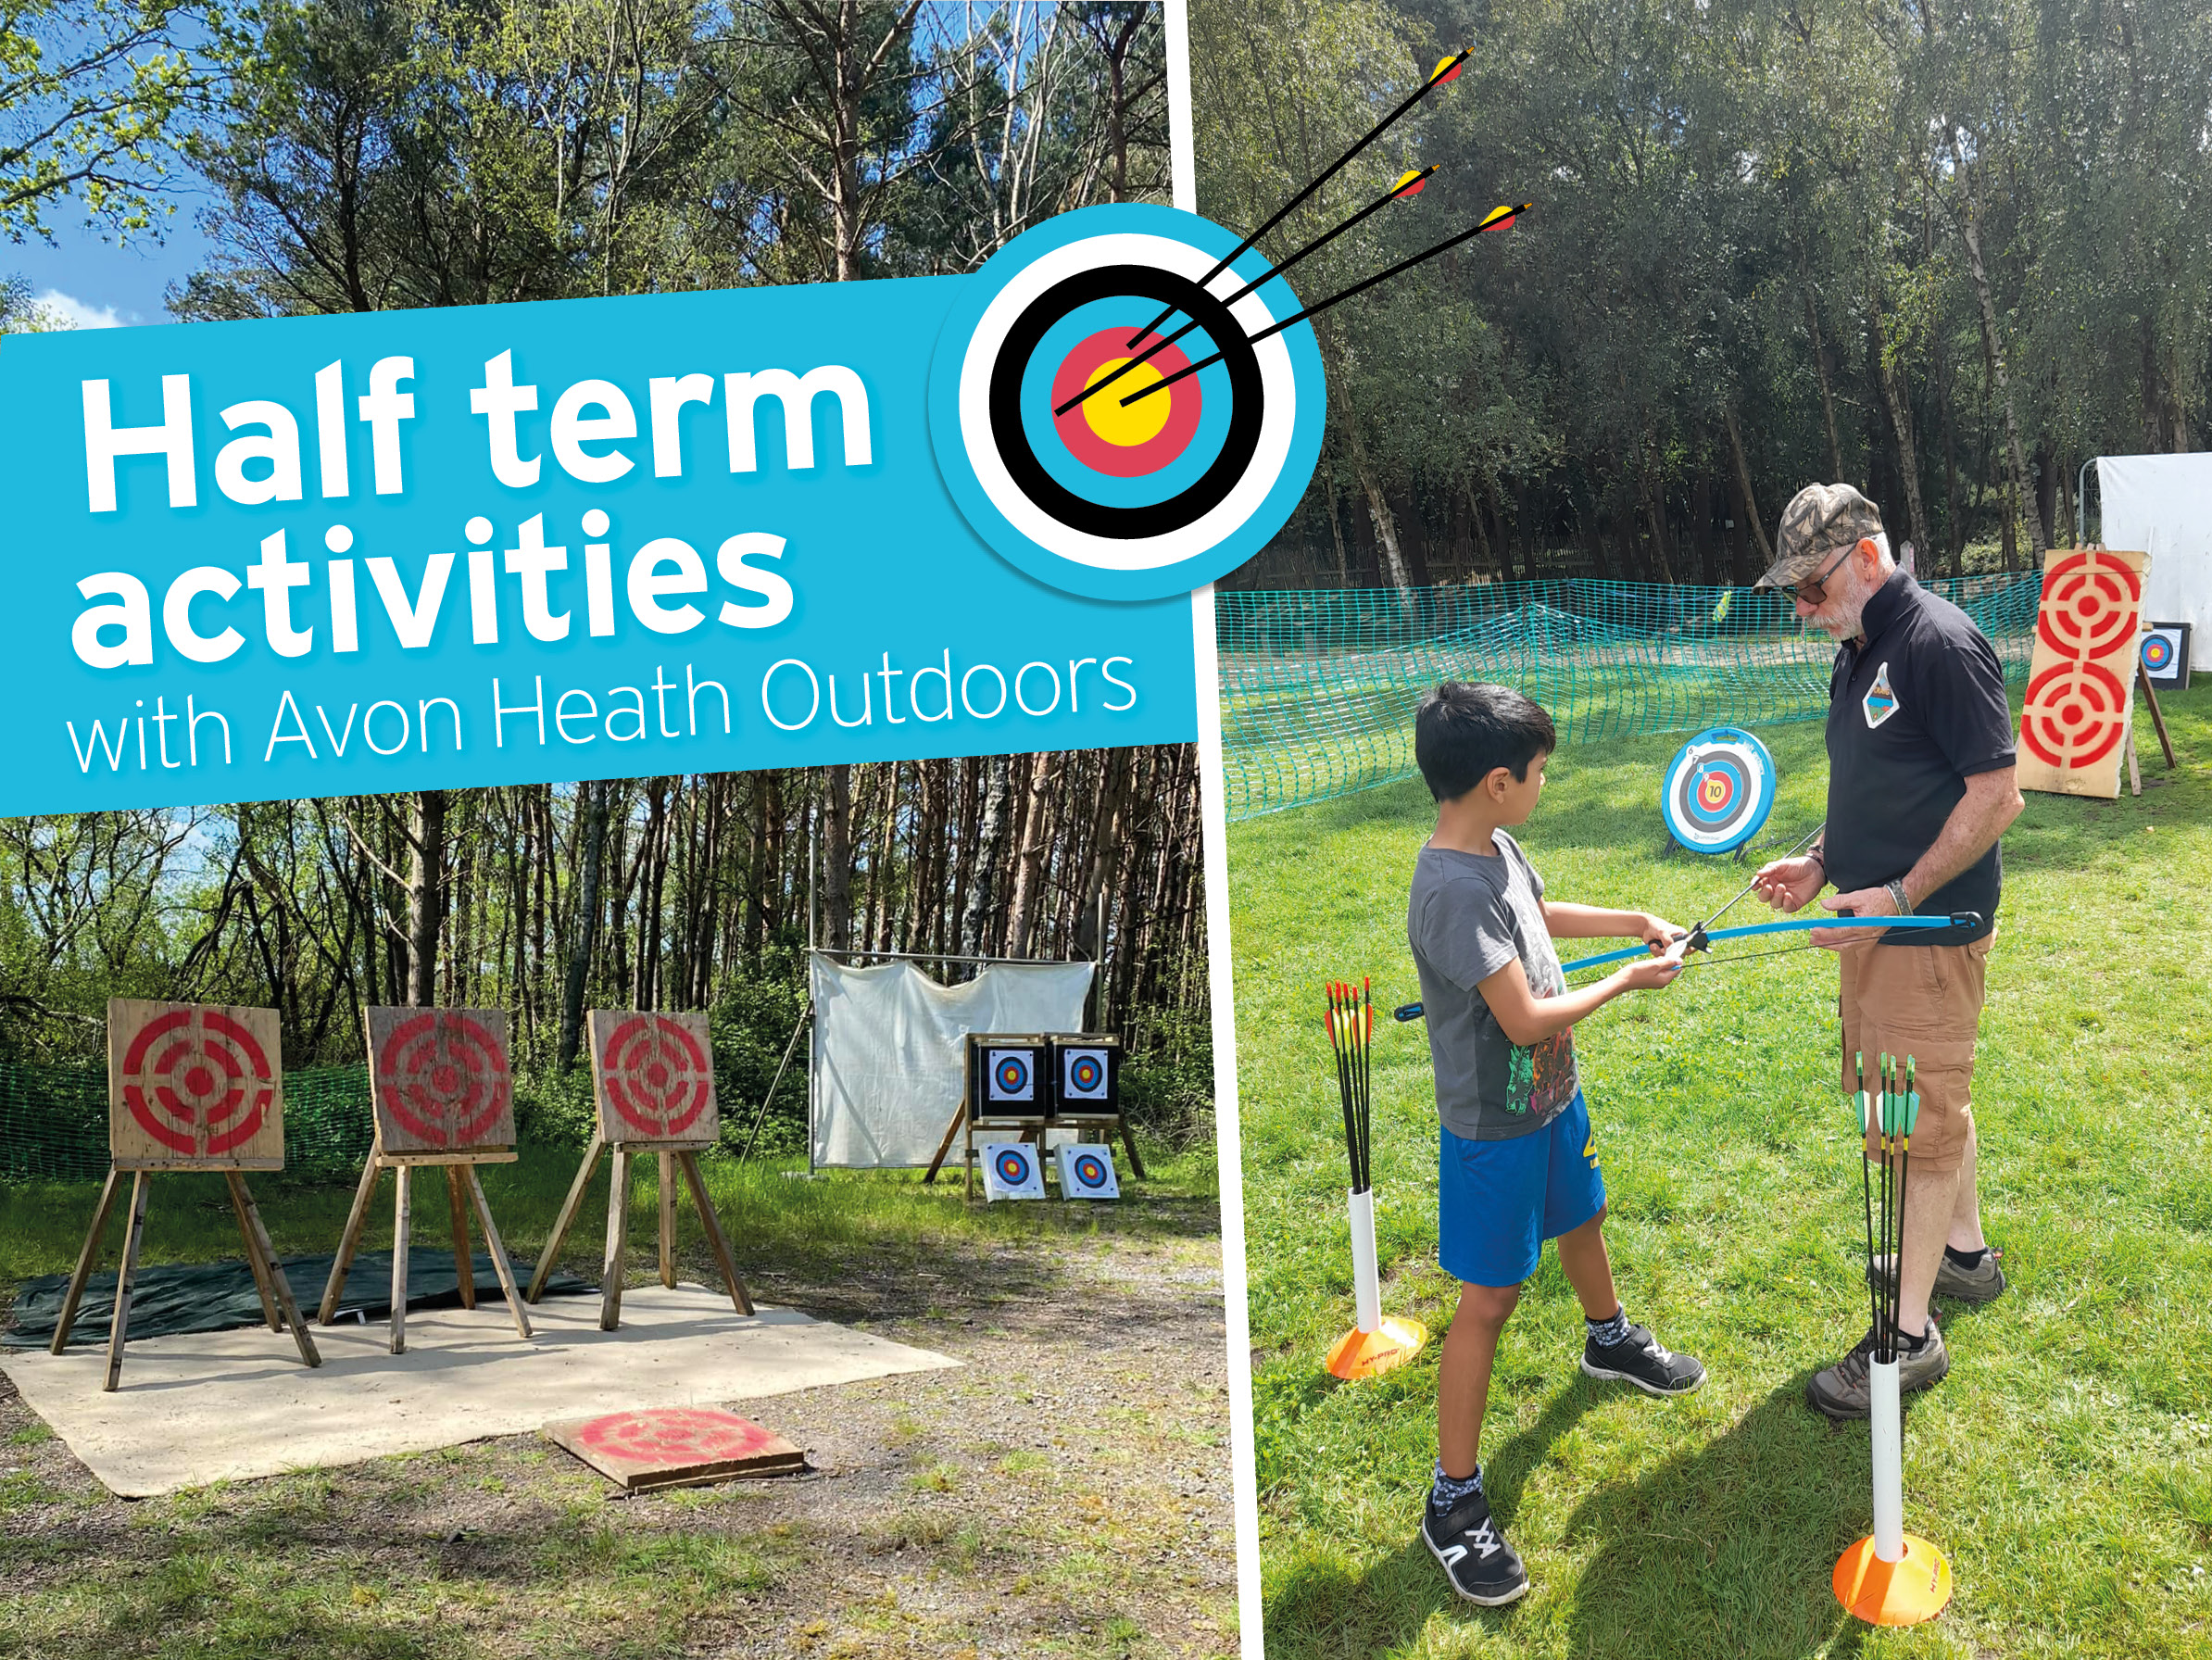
[1217,576,2042,821]
[0,1063,374,1186]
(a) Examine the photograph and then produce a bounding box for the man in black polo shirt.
[1749,484,2025,1419]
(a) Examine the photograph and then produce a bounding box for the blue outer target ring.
[1660,726,1777,854]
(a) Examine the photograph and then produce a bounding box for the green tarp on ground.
[4,1250,592,1348]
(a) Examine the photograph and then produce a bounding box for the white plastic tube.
[1868,1356,1904,1562]
[1347,1188,1380,1334]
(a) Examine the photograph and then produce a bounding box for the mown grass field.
[1230,681,2212,1658]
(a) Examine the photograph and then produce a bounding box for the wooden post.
[2141,670,2179,769]
[102,1173,150,1393]
[600,1147,633,1330]
[446,1166,476,1309]
[50,1168,122,1354]
[658,1151,677,1289]
[922,1100,967,1184]
[390,1164,413,1354]
[223,1172,284,1331]
[321,1151,383,1323]
[528,1133,606,1303]
[463,1165,532,1340]
[233,1175,320,1370]
[1117,1113,1148,1180]
[676,1151,753,1315]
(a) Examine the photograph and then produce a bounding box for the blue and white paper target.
[1057,1045,1112,1108]
[1056,1143,1120,1200]
[981,1140,1047,1201]
[1660,727,1777,854]
[987,1047,1036,1105]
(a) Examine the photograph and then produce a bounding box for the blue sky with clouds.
[4,199,220,328]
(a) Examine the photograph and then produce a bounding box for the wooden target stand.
[51,1000,321,1391]
[525,1010,752,1329]
[320,1008,533,1353]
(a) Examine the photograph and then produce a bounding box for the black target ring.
[988,264,1264,540]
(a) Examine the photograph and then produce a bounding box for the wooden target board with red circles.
[2017,547,2149,800]
[365,1007,516,1155]
[107,1000,285,1169]
[545,1406,804,1490]
[587,1010,719,1145]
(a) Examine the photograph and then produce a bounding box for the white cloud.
[36,289,130,329]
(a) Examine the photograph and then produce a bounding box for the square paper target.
[1050,1036,1121,1117]
[967,1034,1049,1120]
[1056,1142,1121,1200]
[365,1007,515,1154]
[981,1140,1047,1201]
[107,1000,285,1169]
[2142,622,2192,692]
[586,1009,719,1146]
[2018,547,2148,799]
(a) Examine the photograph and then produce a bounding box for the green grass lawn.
[1230,681,2212,1658]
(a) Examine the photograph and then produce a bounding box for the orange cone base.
[1326,1316,1428,1380]
[1833,1534,1953,1626]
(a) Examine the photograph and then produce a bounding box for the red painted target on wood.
[2021,659,2129,768]
[119,1007,275,1159]
[368,1008,513,1151]
[589,1010,717,1143]
[578,1407,776,1465]
[2035,550,2143,658]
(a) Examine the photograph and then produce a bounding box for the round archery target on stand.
[981,1139,1046,1201]
[928,203,1327,601]
[1055,1142,1120,1200]
[586,1010,719,1144]
[366,1007,515,1153]
[1660,727,1778,854]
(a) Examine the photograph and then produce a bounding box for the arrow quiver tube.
[1321,971,1426,1382]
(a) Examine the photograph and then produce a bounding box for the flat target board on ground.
[587,1010,719,1145]
[364,1007,516,1154]
[1659,727,1777,854]
[107,1000,285,1168]
[545,1407,806,1490]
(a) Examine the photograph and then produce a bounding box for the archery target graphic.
[929,203,1328,601]
[1062,1047,1110,1101]
[2021,659,2130,768]
[107,1000,284,1166]
[1660,727,1778,854]
[2142,632,2176,674]
[2142,623,2190,690]
[982,1140,1047,1201]
[987,1048,1036,1104]
[367,1007,514,1152]
[1056,1143,1121,1200]
[588,1010,718,1144]
[2035,550,2143,659]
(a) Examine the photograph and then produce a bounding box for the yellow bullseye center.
[1082,358,1173,446]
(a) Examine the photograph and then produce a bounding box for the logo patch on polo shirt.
[1863,662,1900,729]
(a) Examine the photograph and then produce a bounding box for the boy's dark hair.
[1414,682,1556,802]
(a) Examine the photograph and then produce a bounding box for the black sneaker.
[1421,1488,1528,1606]
[1579,1323,1706,1396]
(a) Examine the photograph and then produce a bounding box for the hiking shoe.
[1421,1489,1528,1606]
[1579,1323,1706,1397]
[1866,1248,2006,1304]
[1805,1319,1949,1420]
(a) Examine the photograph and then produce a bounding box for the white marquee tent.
[2097,455,2212,670]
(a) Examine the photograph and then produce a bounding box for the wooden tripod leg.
[390,1164,412,1355]
[321,1152,383,1324]
[600,1146,633,1331]
[463,1165,532,1341]
[2143,672,2179,768]
[923,1101,968,1184]
[527,1133,605,1303]
[102,1173,150,1392]
[446,1167,476,1309]
[658,1151,677,1289]
[233,1175,320,1370]
[51,1168,123,1354]
[677,1151,752,1315]
[223,1172,283,1331]
[1118,1113,1148,1180]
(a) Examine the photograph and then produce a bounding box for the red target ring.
[375,1012,509,1148]
[1697,769,1738,812]
[120,1008,274,1157]
[602,1014,713,1139]
[1049,328,1202,478]
[2036,551,2142,658]
[2022,659,2129,767]
[576,1407,777,1465]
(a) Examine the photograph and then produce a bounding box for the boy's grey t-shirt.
[1406,831,1579,1140]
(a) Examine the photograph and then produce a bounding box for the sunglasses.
[1788,542,1856,605]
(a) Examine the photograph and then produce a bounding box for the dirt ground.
[0,1193,1237,1660]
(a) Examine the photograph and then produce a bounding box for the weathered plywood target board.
[588,1010,719,1146]
[366,1007,516,1154]
[545,1406,804,1490]
[107,1000,284,1169]
[2018,547,2149,799]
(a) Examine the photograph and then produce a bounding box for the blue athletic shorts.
[1438,1091,1606,1289]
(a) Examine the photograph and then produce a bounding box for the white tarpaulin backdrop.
[2098,455,2212,669]
[809,954,1095,1168]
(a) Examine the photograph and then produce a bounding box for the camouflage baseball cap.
[1753,484,1886,589]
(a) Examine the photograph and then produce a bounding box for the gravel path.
[0,1196,1237,1660]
